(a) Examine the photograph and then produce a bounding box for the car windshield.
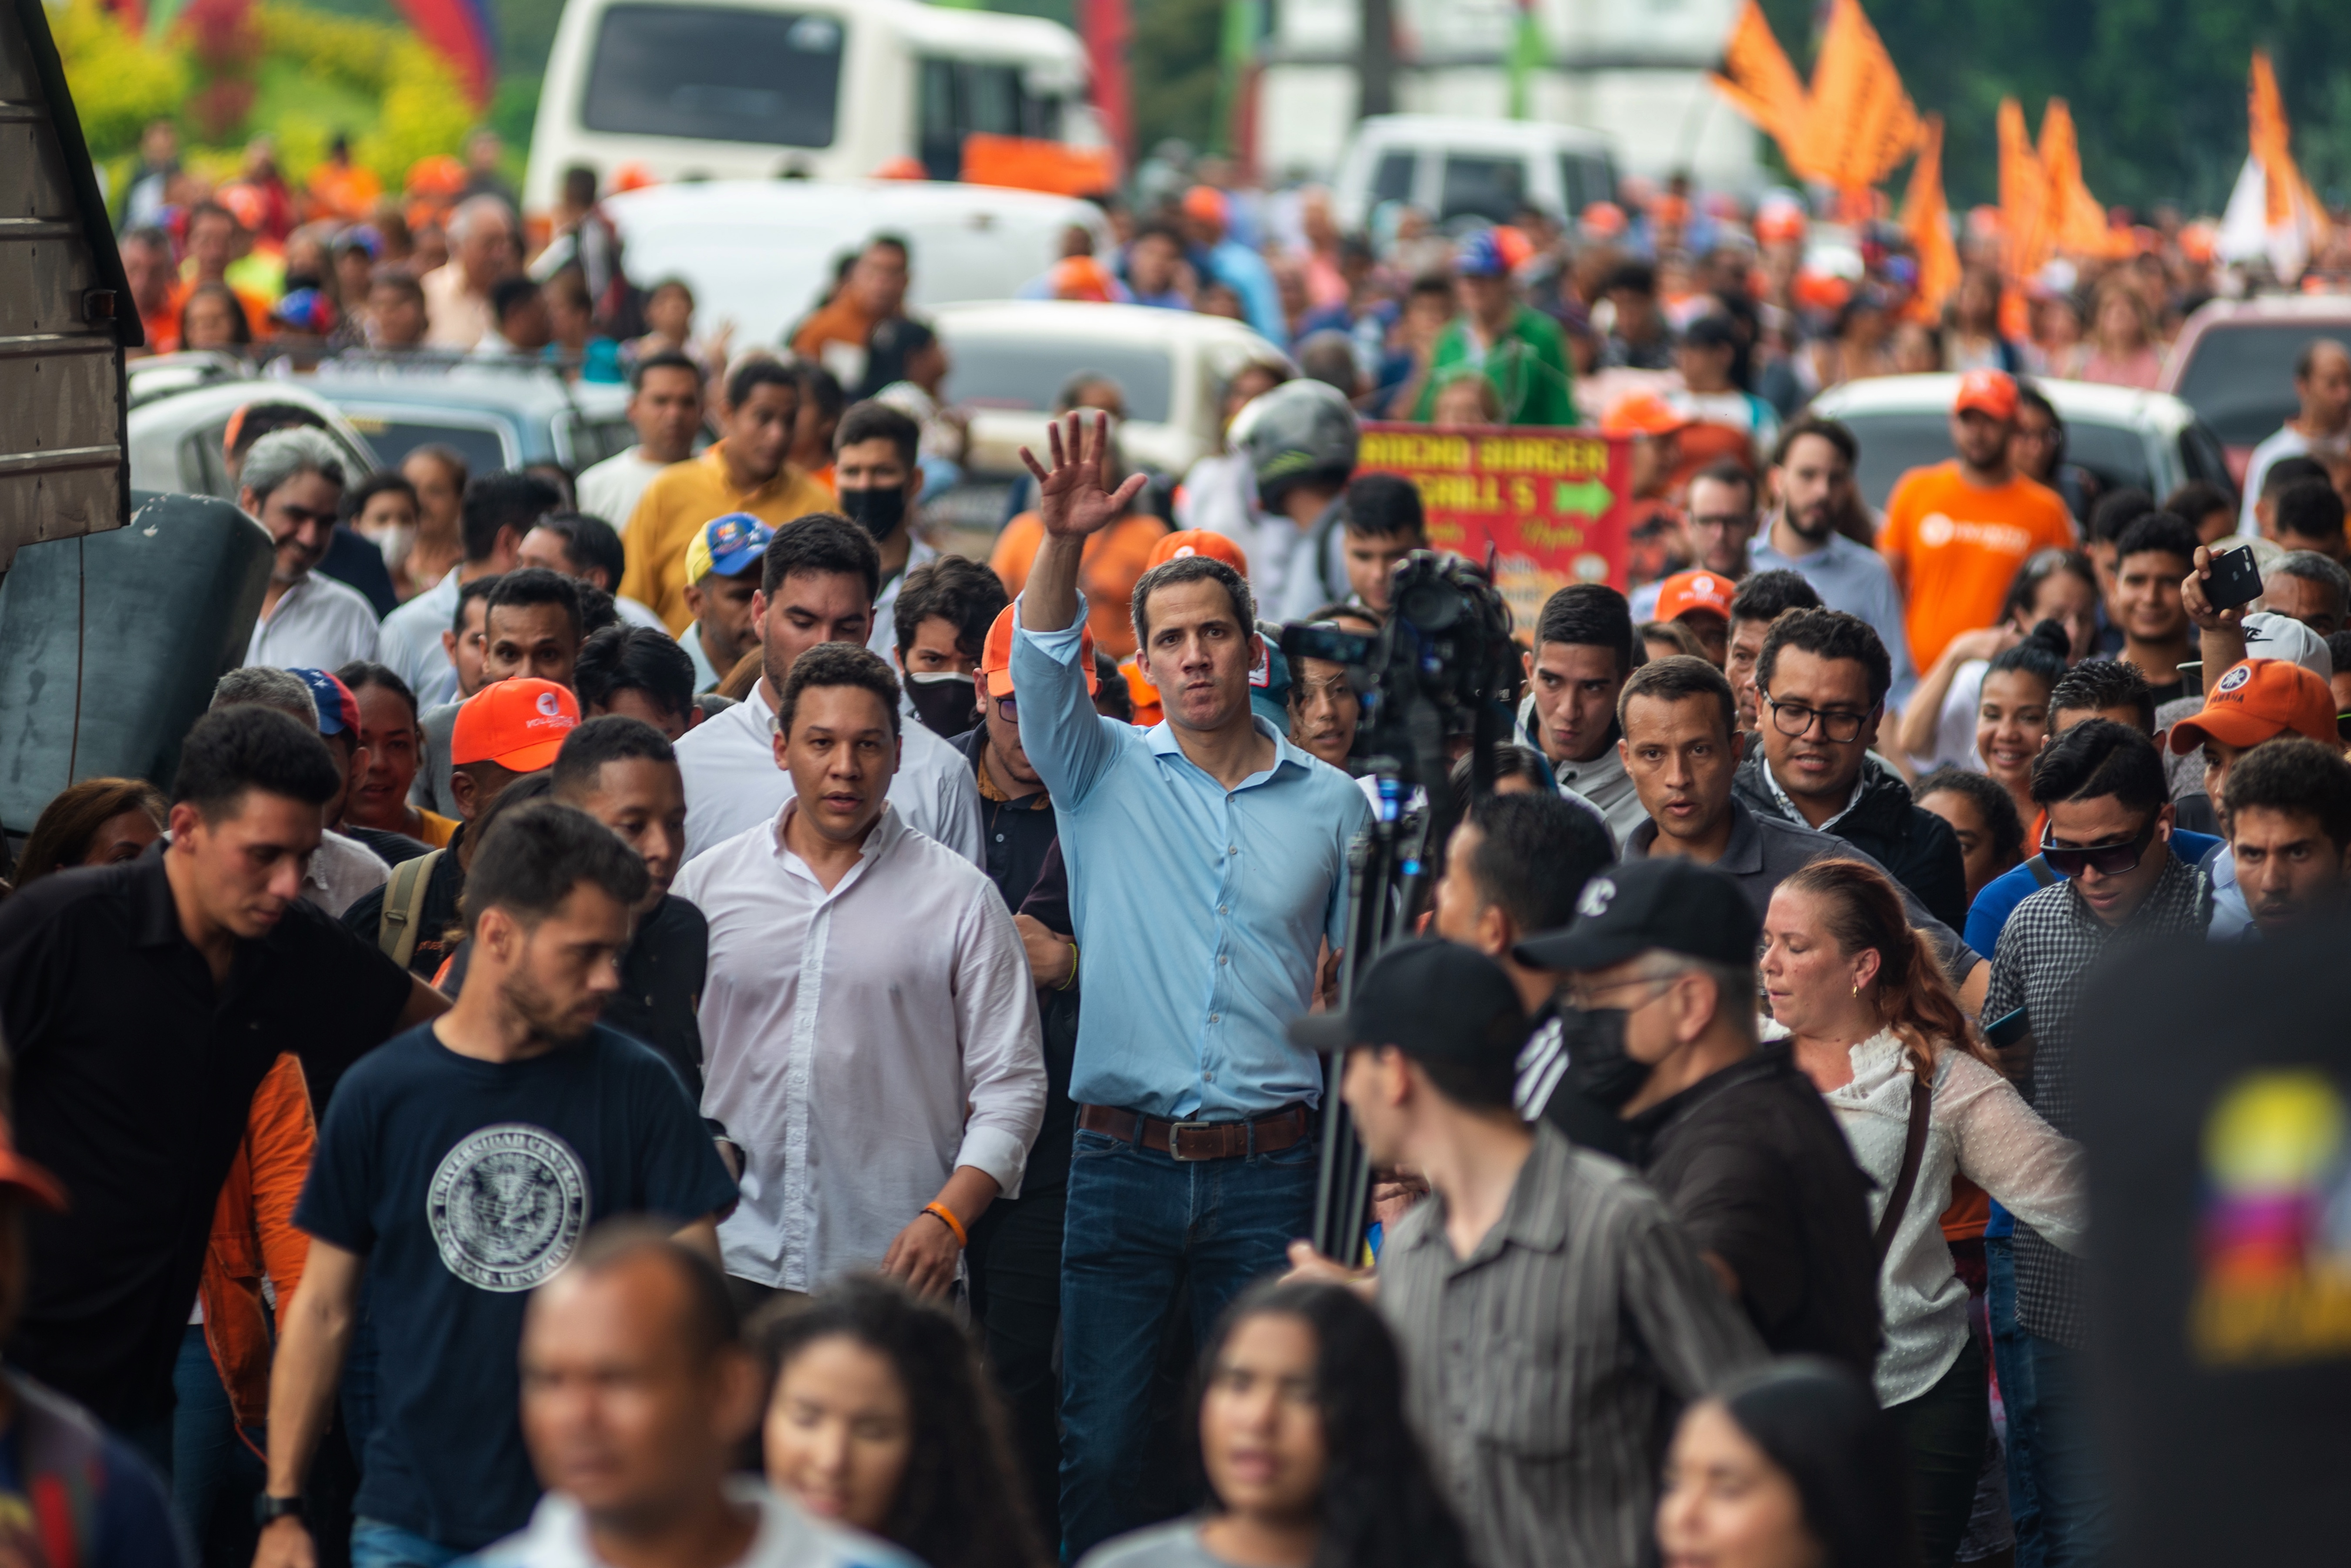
[1838,409,2152,511]
[942,339,1174,425]
[2172,322,2351,448]
[342,416,510,477]
[1439,155,1528,225]
[583,5,844,148]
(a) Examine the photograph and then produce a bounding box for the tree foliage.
[1132,0,1223,158]
[1757,0,2351,213]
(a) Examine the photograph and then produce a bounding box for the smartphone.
[2207,544,2263,611]
[1985,1007,2031,1049]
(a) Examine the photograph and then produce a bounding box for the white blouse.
[1809,1026,2088,1406]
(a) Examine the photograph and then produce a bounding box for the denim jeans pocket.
[1071,1128,1124,1160]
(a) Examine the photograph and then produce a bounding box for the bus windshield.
[583,5,845,148]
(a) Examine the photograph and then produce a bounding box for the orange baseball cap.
[1146,528,1249,574]
[2167,659,2336,754]
[980,606,1097,699]
[1601,392,1691,439]
[1954,368,2020,421]
[452,678,581,772]
[1654,569,1737,624]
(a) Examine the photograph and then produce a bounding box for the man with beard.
[1751,417,1918,713]
[253,803,736,1568]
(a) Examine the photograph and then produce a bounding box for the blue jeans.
[1057,1124,1318,1561]
[351,1517,466,1568]
[2016,1332,2108,1568]
[172,1322,266,1567]
[1986,1235,2043,1568]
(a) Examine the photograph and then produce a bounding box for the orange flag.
[2249,50,2325,236]
[1997,97,2053,285]
[1798,0,1922,193]
[2036,100,2132,259]
[1901,114,1960,321]
[1711,0,1818,179]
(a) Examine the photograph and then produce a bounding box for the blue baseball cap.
[685,513,777,583]
[1455,229,1509,279]
[287,667,359,737]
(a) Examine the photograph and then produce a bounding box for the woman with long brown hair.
[13,777,167,887]
[1758,857,2084,1568]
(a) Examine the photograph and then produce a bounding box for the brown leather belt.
[1077,1102,1312,1161]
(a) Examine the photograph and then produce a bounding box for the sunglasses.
[2338,712,2351,744]
[2039,817,2156,878]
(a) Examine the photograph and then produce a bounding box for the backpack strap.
[377,848,444,970]
[2026,853,2057,889]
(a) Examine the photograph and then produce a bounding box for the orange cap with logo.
[1953,368,2020,421]
[1146,528,1249,574]
[980,606,1098,699]
[452,678,581,772]
[1654,570,1737,624]
[2167,659,2336,754]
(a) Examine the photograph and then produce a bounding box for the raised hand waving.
[1020,410,1149,541]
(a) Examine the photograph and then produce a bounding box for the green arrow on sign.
[1552,478,1613,515]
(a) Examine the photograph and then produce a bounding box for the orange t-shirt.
[1878,462,2075,670]
[990,511,1169,661]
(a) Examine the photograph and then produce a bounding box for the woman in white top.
[1760,857,2086,1568]
[1896,548,2100,776]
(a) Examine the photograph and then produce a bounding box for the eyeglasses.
[993,696,1018,723]
[1763,692,1876,744]
[2039,818,2157,878]
[2337,711,2351,744]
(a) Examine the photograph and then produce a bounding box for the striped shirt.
[1376,1124,1765,1568]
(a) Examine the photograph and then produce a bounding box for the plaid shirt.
[1985,852,2209,1346]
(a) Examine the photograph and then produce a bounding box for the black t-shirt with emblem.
[294,1022,736,1550]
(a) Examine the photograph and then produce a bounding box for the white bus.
[524,0,1101,213]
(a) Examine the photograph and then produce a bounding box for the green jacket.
[1412,305,1579,427]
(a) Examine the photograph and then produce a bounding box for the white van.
[1330,114,1618,232]
[600,178,1112,348]
[524,0,1099,212]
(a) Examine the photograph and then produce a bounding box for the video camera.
[1278,551,1524,1263]
[1278,550,1523,798]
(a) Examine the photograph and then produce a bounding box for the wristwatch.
[254,1494,307,1528]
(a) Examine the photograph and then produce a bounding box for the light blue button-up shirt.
[1749,528,1920,712]
[1013,596,1371,1119]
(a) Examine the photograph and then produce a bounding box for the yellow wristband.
[1057,939,1080,992]
[923,1201,968,1249]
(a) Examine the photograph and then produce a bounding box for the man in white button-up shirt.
[675,643,1045,1305]
[674,513,983,865]
[240,428,381,671]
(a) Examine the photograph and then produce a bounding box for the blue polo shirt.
[1011,596,1370,1119]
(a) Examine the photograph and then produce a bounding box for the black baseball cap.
[1512,856,1759,972]
[1288,938,1529,1068]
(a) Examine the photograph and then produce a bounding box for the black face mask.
[904,671,977,737]
[841,483,906,541]
[1562,1006,1651,1111]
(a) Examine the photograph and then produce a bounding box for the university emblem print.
[428,1124,592,1292]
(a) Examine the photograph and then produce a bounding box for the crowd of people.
[10,130,2351,1568]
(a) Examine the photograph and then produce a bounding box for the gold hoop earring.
[1851,983,1860,999]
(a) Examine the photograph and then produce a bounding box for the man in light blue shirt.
[1181,185,1286,345]
[1013,412,1369,1558]
[1748,417,1919,713]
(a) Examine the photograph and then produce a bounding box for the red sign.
[1356,423,1634,635]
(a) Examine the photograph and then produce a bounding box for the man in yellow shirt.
[620,359,834,631]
